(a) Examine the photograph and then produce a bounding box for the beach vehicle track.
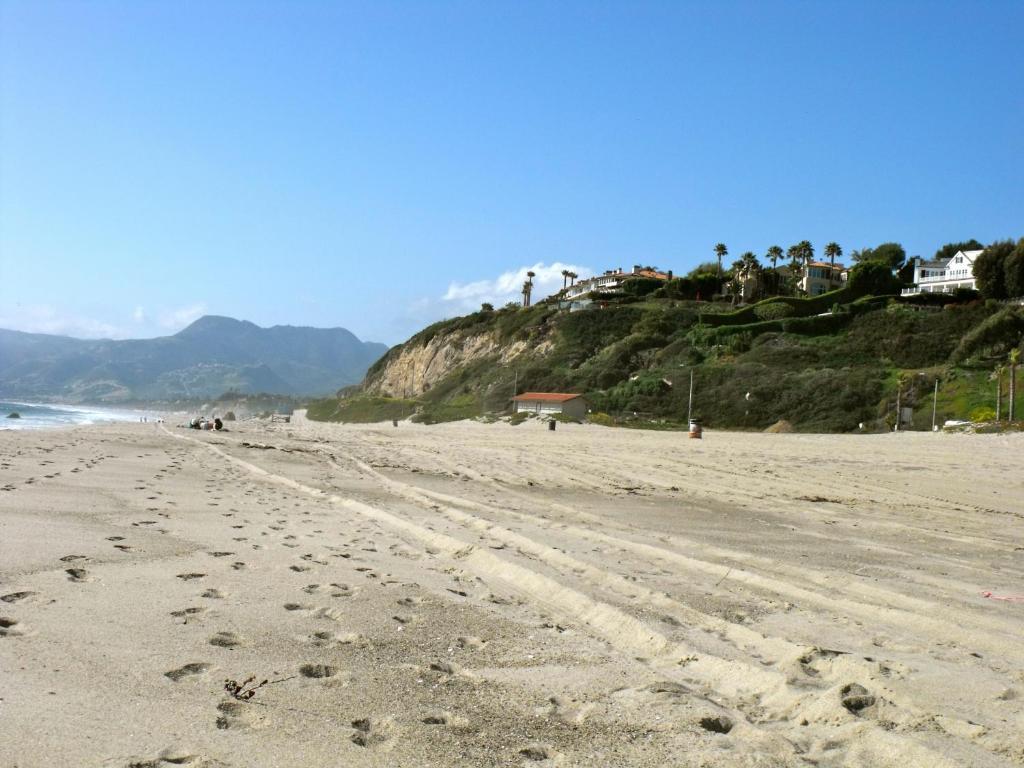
[162,425,1019,766]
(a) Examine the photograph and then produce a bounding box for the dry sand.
[1,413,1023,767]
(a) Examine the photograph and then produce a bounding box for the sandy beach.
[1,414,1023,767]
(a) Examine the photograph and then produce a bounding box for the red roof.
[512,392,584,403]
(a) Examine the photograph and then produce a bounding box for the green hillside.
[309,281,1024,432]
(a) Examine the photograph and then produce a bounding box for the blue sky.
[1,1,1022,344]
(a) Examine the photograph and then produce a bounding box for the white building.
[512,392,589,420]
[902,249,982,295]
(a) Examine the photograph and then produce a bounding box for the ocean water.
[0,401,152,430]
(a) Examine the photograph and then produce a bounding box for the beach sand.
[1,414,1023,767]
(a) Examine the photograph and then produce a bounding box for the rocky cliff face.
[364,329,540,398]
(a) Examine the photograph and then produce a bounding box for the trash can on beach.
[392,419,398,427]
[688,419,702,439]
[548,419,557,431]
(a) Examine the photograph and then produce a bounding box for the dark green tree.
[846,261,901,297]
[687,261,720,277]
[766,245,783,270]
[851,242,906,270]
[974,240,1016,299]
[934,239,984,262]
[1004,238,1024,298]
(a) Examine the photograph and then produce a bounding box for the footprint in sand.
[1,591,38,604]
[456,635,486,649]
[109,745,214,767]
[422,710,469,728]
[176,573,206,581]
[65,568,92,583]
[170,607,207,619]
[429,661,474,679]
[0,617,27,637]
[299,663,337,679]
[215,699,260,730]
[350,717,394,748]
[697,714,734,734]
[520,744,563,764]
[59,554,88,563]
[543,696,592,724]
[201,588,226,599]
[165,663,212,682]
[840,683,876,714]
[308,630,363,647]
[209,631,243,648]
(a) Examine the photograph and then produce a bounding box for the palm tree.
[714,243,728,283]
[735,252,761,302]
[766,245,783,270]
[1010,348,1020,422]
[787,244,802,271]
[561,269,569,290]
[568,271,577,287]
[797,240,815,265]
[825,242,842,270]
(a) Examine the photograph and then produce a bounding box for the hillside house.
[512,392,589,420]
[563,265,673,310]
[902,249,982,295]
[799,261,846,296]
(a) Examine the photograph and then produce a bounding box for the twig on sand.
[224,675,295,701]
[715,568,733,588]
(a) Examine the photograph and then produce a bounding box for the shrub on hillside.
[950,306,1024,362]
[753,302,795,320]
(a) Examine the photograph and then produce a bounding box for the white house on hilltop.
[903,249,983,295]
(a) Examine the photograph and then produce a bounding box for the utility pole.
[996,369,1002,421]
[895,384,901,432]
[931,378,938,432]
[512,370,518,398]
[687,369,694,424]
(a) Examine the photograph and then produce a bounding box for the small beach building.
[512,392,589,420]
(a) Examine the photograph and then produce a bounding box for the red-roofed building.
[512,392,589,419]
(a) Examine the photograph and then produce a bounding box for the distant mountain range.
[0,316,389,403]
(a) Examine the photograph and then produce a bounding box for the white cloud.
[0,304,127,339]
[442,262,592,311]
[132,306,146,323]
[159,303,207,330]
